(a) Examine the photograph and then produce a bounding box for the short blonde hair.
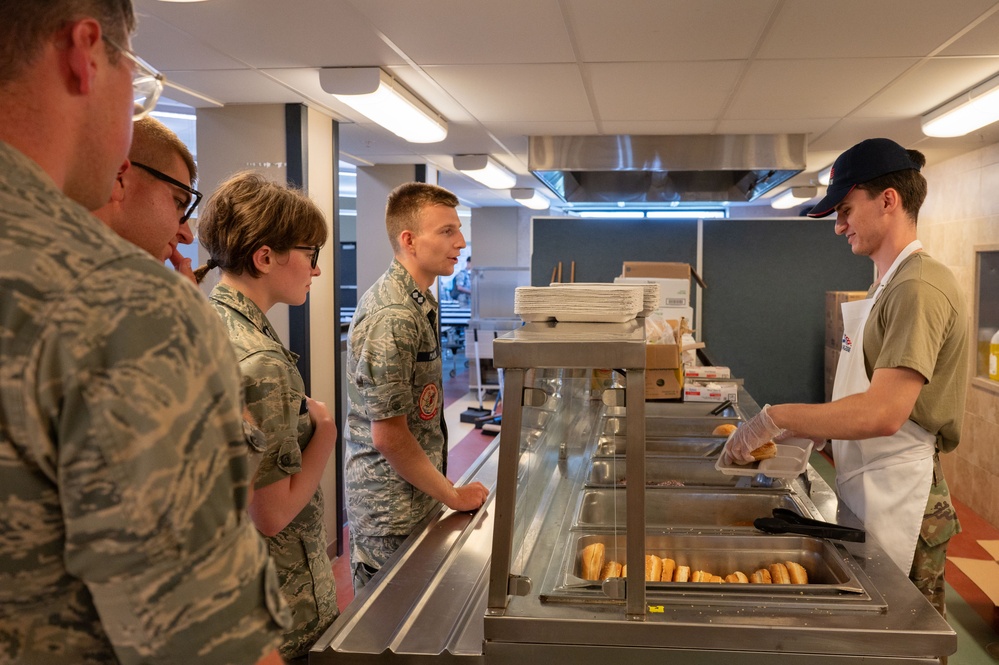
[195,172,327,283]
[130,116,197,183]
[385,182,459,253]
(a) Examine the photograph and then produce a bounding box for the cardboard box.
[684,366,731,379]
[621,262,706,307]
[826,291,867,348]
[645,319,684,399]
[683,381,738,403]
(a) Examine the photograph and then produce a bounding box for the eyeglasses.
[131,161,202,225]
[294,245,321,269]
[102,36,165,120]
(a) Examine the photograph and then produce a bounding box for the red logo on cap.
[828,166,835,184]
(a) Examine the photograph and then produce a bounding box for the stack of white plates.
[515,285,644,323]
[551,282,659,316]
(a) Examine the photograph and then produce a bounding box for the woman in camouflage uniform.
[195,172,338,662]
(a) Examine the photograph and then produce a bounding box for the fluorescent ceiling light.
[319,67,447,143]
[646,210,726,219]
[921,73,999,137]
[817,165,832,186]
[453,154,517,189]
[510,188,550,210]
[771,186,818,210]
[575,211,646,219]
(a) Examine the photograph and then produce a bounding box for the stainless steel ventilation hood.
[529,134,806,204]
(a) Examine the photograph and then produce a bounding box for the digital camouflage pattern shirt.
[0,142,289,664]
[345,259,444,538]
[210,283,338,660]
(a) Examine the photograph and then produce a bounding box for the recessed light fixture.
[921,73,999,137]
[453,155,517,189]
[511,188,550,210]
[771,186,818,210]
[318,67,447,143]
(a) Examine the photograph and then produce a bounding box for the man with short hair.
[94,116,201,282]
[345,182,489,591]
[0,2,288,662]
[723,138,966,615]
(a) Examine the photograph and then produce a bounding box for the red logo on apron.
[418,383,439,421]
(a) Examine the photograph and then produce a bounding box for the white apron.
[831,240,934,574]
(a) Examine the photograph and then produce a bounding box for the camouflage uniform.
[210,284,338,660]
[345,259,444,588]
[0,141,289,663]
[910,454,961,617]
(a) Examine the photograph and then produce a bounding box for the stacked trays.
[550,281,660,317]
[515,285,644,323]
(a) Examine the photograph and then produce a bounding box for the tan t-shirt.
[863,252,968,452]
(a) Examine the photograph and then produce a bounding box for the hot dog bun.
[673,565,690,582]
[750,568,772,584]
[645,555,663,581]
[768,562,790,584]
[660,557,676,582]
[725,571,749,583]
[712,423,738,437]
[785,561,809,584]
[581,543,605,581]
[691,570,712,583]
[599,561,622,579]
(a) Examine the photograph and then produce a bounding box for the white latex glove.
[721,404,784,465]
[773,429,827,452]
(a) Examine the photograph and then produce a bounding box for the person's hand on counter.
[445,481,489,512]
[722,404,784,465]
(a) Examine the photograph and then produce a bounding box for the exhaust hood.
[529,134,806,204]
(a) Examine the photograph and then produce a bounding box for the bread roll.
[645,555,663,582]
[712,423,737,437]
[599,561,623,579]
[725,571,749,583]
[750,441,778,460]
[750,568,772,584]
[768,562,790,584]
[660,557,676,582]
[710,575,724,583]
[581,543,605,581]
[691,570,711,583]
[673,565,690,582]
[785,561,809,585]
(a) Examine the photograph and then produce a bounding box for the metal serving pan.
[592,435,726,458]
[600,415,741,438]
[559,533,866,596]
[586,456,776,489]
[574,488,805,529]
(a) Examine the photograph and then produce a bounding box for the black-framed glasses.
[131,162,202,225]
[294,245,321,269]
[102,36,164,120]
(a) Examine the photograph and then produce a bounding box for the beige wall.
[919,141,999,527]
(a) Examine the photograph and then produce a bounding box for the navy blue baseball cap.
[807,138,922,218]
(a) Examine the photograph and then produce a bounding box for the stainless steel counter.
[312,322,956,664]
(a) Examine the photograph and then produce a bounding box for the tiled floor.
[331,354,999,661]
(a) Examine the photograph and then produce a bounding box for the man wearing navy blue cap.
[723,138,967,616]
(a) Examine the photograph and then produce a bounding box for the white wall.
[469,206,532,268]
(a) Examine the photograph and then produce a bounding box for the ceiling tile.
[347,0,575,65]
[726,58,919,119]
[758,0,999,59]
[564,0,778,62]
[857,57,999,117]
[588,61,744,121]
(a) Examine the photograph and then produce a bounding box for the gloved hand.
[773,429,827,452]
[721,404,784,465]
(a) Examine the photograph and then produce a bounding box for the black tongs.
[754,508,866,542]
